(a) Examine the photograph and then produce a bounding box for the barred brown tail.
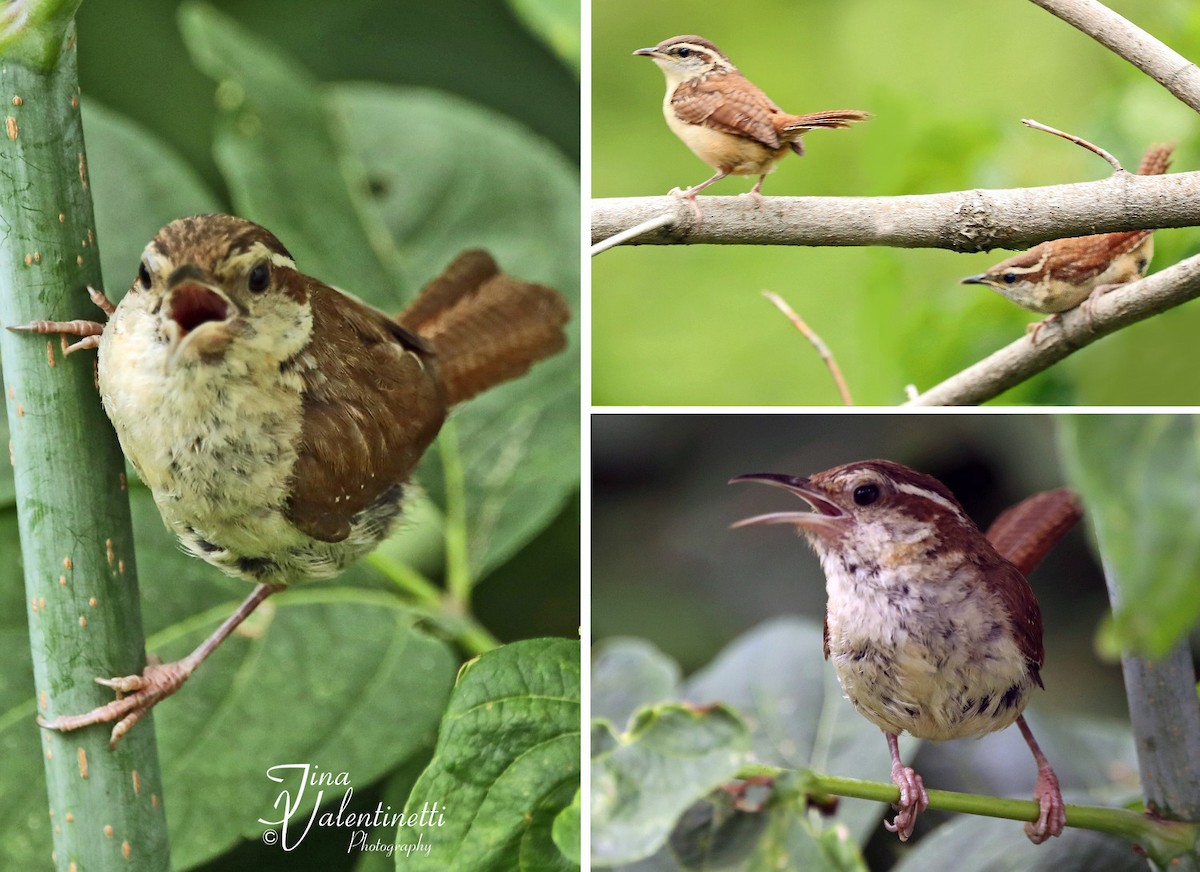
[398,250,569,406]
[782,108,871,133]
[1137,142,1174,176]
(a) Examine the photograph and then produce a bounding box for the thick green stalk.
[0,11,169,872]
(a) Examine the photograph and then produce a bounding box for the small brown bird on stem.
[10,214,569,746]
[634,35,869,218]
[731,460,1074,844]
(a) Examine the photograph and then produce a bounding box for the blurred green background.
[592,0,1200,405]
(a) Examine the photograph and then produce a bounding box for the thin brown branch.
[591,171,1200,249]
[1028,0,1200,114]
[761,291,853,405]
[1021,118,1124,172]
[903,251,1200,405]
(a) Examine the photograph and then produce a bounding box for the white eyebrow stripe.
[895,482,968,523]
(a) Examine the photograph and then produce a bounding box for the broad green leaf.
[178,2,407,298]
[397,638,581,871]
[591,704,752,866]
[84,100,222,295]
[892,813,1143,872]
[592,637,681,728]
[506,0,580,75]
[1058,415,1200,657]
[661,785,867,872]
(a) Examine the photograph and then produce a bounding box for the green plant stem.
[363,552,500,655]
[439,422,473,604]
[801,772,1197,864]
[0,13,169,872]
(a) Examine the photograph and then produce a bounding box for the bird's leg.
[1027,313,1062,345]
[39,582,283,748]
[670,170,728,223]
[883,731,928,841]
[6,285,116,354]
[1079,282,1121,332]
[1016,715,1066,844]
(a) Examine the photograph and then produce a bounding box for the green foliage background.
[592,0,1200,405]
[0,1,580,870]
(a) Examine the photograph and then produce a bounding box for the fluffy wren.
[11,214,570,746]
[731,459,1072,844]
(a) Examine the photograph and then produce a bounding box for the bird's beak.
[960,274,987,285]
[728,473,848,536]
[632,47,660,58]
[164,271,238,362]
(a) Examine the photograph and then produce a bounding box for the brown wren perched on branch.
[10,214,569,746]
[731,460,1077,844]
[633,35,869,217]
[961,143,1173,340]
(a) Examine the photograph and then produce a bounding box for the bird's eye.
[248,262,270,293]
[677,47,690,58]
[1002,273,1017,284]
[137,261,151,290]
[853,484,880,506]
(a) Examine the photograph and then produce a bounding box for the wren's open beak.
[164,275,237,361]
[729,473,848,535]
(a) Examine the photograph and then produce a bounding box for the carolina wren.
[961,143,1173,337]
[731,460,1072,844]
[10,214,569,745]
[633,35,869,213]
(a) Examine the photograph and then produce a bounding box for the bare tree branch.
[904,252,1200,405]
[761,291,853,405]
[1028,0,1200,113]
[592,171,1200,250]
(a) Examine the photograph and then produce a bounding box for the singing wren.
[961,143,1173,337]
[633,35,869,214]
[731,460,1072,844]
[10,214,570,746]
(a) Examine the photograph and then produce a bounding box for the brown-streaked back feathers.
[398,250,569,406]
[1137,143,1174,176]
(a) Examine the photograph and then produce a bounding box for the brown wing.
[285,283,447,543]
[671,73,782,149]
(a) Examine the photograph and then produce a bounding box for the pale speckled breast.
[96,293,393,585]
[820,553,1034,741]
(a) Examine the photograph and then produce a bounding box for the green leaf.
[83,100,223,292]
[178,2,407,298]
[592,637,681,727]
[591,704,752,866]
[397,638,581,871]
[553,787,582,864]
[1058,415,1200,657]
[505,0,580,75]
